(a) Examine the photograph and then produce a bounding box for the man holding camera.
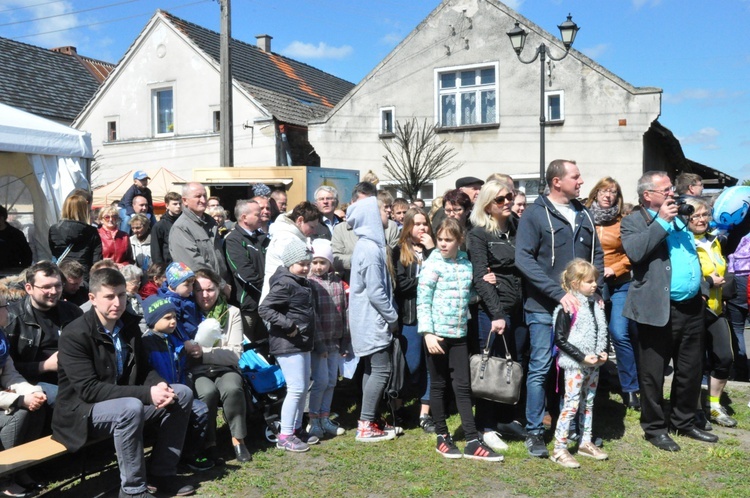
[621,170,716,452]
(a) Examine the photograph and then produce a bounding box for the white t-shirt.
[550,200,577,229]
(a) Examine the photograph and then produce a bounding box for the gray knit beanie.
[281,238,313,268]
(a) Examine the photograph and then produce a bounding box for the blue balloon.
[712,186,750,230]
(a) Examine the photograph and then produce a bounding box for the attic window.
[213,111,220,132]
[435,63,499,129]
[380,107,395,137]
[107,121,117,141]
[298,99,314,106]
[152,88,174,135]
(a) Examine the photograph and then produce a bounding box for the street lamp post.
[507,15,579,195]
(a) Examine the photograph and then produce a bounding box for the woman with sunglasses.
[684,196,737,428]
[97,206,133,266]
[466,180,525,453]
[584,177,640,411]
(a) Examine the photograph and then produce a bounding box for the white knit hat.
[281,238,313,268]
[311,238,334,265]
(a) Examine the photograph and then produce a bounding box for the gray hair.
[234,199,259,220]
[182,182,204,197]
[314,185,339,204]
[120,264,143,283]
[636,171,668,202]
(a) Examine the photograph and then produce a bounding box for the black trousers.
[637,294,704,438]
[426,337,477,441]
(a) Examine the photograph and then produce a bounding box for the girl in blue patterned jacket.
[417,218,501,462]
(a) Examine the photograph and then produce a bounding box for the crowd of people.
[0,166,749,497]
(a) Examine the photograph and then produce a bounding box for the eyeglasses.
[647,186,676,196]
[317,197,336,203]
[493,193,515,205]
[444,207,465,215]
[598,189,618,196]
[32,283,63,292]
[102,215,119,221]
[689,213,710,221]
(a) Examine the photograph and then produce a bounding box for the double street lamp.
[506,15,580,195]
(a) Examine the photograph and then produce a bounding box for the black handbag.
[469,333,523,405]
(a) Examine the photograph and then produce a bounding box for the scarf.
[589,201,620,225]
[207,295,229,329]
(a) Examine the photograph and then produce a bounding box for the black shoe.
[234,442,252,462]
[181,454,215,472]
[694,410,713,431]
[14,471,44,491]
[205,446,225,467]
[419,414,436,434]
[525,434,549,458]
[147,475,195,496]
[625,392,641,411]
[496,420,528,440]
[670,426,719,443]
[646,434,681,452]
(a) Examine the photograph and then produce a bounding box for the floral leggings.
[554,366,599,450]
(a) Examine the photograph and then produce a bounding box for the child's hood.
[346,196,385,248]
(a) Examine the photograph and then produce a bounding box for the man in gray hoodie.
[347,196,400,442]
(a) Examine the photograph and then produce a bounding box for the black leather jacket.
[6,296,83,382]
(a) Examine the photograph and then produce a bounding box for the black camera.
[674,195,695,217]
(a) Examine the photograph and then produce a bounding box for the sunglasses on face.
[102,215,119,221]
[493,193,515,205]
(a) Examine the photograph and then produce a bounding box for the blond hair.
[561,258,599,292]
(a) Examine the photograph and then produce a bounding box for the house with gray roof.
[0,37,113,124]
[74,10,354,186]
[308,0,735,204]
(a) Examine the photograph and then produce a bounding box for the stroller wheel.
[265,421,281,443]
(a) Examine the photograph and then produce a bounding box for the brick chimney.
[255,34,272,53]
[51,46,77,55]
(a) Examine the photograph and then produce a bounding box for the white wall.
[309,0,661,203]
[76,19,279,186]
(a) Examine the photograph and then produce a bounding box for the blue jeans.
[309,352,339,415]
[401,323,430,403]
[525,311,554,435]
[276,352,311,435]
[607,281,640,393]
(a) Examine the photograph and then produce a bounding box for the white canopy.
[0,103,92,263]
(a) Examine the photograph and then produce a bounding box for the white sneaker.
[321,416,346,436]
[482,431,509,452]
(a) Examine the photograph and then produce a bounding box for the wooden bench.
[0,435,68,477]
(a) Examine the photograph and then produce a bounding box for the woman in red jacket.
[97,206,133,265]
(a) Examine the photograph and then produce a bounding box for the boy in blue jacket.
[141,295,213,471]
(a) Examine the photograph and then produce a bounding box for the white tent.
[0,103,92,262]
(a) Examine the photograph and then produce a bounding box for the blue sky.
[1,0,748,181]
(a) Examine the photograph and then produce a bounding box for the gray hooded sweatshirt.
[347,197,398,357]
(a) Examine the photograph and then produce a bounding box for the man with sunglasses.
[6,261,82,405]
[515,159,604,458]
[621,170,716,451]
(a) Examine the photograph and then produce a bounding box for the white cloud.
[503,0,525,10]
[1,0,83,48]
[380,33,402,46]
[678,127,720,149]
[663,88,745,105]
[281,41,353,60]
[581,43,609,60]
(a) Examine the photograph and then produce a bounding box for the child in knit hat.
[140,295,214,471]
[306,239,349,439]
[158,262,202,351]
[258,237,317,453]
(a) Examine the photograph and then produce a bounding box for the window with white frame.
[513,174,543,201]
[545,90,564,124]
[152,88,174,135]
[436,63,499,128]
[380,107,395,135]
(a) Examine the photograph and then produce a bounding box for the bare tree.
[381,118,462,200]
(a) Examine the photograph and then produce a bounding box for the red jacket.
[98,227,133,265]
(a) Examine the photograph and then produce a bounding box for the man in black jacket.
[224,199,268,342]
[52,268,194,498]
[6,261,82,404]
[151,192,182,265]
[0,204,32,272]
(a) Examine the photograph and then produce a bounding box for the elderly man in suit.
[621,170,717,452]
